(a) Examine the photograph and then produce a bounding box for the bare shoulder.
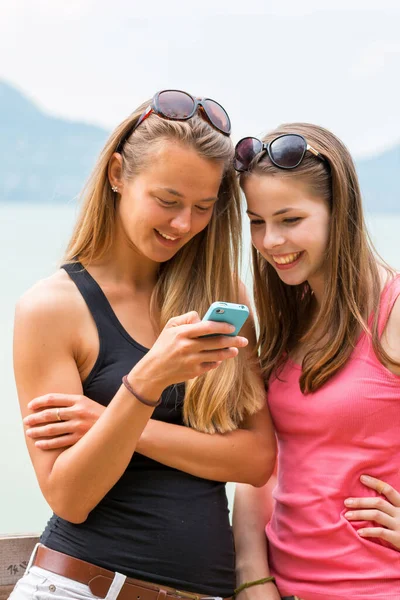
[14,269,85,414]
[381,278,400,376]
[14,269,89,362]
[15,269,82,330]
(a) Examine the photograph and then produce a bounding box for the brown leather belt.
[33,545,232,600]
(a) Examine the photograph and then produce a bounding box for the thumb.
[165,311,201,328]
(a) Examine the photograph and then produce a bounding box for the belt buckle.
[173,591,201,600]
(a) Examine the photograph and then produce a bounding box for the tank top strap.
[61,261,112,340]
[378,273,400,336]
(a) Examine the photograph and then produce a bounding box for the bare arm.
[25,396,275,487]
[233,476,279,600]
[15,279,245,524]
[137,294,276,486]
[24,290,276,487]
[136,407,275,486]
[15,284,160,524]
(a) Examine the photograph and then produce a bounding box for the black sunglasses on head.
[116,89,231,152]
[234,133,326,172]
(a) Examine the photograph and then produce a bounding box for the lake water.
[1,203,399,535]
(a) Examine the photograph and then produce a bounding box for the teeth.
[156,230,177,241]
[272,252,301,265]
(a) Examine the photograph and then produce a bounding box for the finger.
[344,496,396,517]
[187,320,237,338]
[361,475,400,508]
[191,355,236,377]
[198,347,240,364]
[166,311,201,328]
[198,359,228,374]
[24,406,72,427]
[26,422,74,439]
[196,335,248,351]
[27,393,79,411]
[357,527,400,548]
[24,407,71,427]
[35,433,81,450]
[193,348,239,370]
[201,358,224,365]
[344,509,393,528]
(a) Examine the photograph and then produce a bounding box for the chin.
[274,269,309,287]
[280,275,307,287]
[150,247,182,264]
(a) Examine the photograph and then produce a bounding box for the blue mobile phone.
[202,301,249,336]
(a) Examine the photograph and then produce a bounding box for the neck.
[307,273,325,309]
[84,240,159,293]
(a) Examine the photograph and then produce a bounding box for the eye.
[157,198,176,207]
[196,205,212,213]
[283,217,301,224]
[249,219,264,226]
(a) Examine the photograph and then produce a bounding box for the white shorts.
[8,545,126,600]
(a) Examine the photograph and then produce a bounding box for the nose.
[262,225,286,250]
[170,208,192,235]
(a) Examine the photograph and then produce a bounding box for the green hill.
[0,80,399,211]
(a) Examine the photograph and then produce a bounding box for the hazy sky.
[2,0,400,158]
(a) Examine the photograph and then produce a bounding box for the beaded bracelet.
[122,375,162,408]
[234,577,276,597]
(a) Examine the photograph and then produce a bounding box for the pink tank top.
[266,275,400,600]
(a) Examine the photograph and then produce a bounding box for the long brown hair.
[243,122,397,393]
[64,100,264,433]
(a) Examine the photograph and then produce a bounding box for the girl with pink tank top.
[233,124,400,600]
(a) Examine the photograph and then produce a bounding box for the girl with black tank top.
[12,91,276,600]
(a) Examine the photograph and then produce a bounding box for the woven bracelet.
[234,576,276,597]
[122,375,162,408]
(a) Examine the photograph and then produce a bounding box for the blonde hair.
[242,122,397,393]
[64,100,264,433]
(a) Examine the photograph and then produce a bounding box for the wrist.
[236,563,273,585]
[234,576,275,595]
[234,579,276,599]
[128,362,166,400]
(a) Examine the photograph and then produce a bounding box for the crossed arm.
[17,279,276,525]
[25,392,276,486]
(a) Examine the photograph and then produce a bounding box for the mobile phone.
[202,301,249,336]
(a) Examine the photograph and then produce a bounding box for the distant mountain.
[0,81,399,211]
[0,81,108,203]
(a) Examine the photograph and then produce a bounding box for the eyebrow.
[162,187,184,198]
[273,208,296,216]
[246,207,296,217]
[159,188,218,203]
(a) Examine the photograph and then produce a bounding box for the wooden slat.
[0,584,14,600]
[0,534,39,596]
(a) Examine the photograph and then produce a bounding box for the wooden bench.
[0,535,39,600]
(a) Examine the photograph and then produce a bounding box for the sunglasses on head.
[116,89,231,152]
[233,133,326,172]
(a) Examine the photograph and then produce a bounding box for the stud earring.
[111,185,118,193]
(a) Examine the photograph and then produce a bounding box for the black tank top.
[40,262,235,596]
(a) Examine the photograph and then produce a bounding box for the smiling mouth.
[155,229,180,241]
[272,251,302,265]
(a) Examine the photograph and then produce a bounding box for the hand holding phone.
[202,301,249,336]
